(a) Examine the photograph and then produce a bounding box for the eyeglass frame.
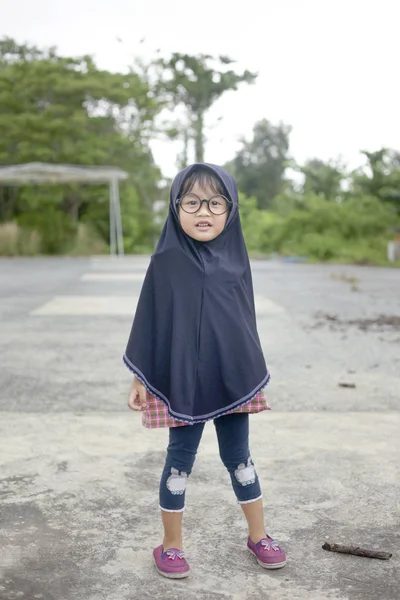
[176,193,232,215]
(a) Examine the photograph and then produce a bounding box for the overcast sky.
[2,0,399,176]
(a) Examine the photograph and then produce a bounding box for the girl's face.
[178,180,229,242]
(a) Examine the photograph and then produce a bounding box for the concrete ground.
[0,256,399,600]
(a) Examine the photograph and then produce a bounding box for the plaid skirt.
[142,389,271,429]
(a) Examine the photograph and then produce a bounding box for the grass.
[0,221,108,256]
[330,273,360,292]
[68,223,108,256]
[0,222,41,256]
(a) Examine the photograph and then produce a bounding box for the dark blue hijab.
[123,163,270,423]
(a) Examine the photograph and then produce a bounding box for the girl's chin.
[188,229,217,241]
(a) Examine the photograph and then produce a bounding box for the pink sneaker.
[247,535,287,569]
[153,545,190,579]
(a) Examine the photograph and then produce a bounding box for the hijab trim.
[123,353,270,424]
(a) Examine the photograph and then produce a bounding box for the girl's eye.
[211,200,221,206]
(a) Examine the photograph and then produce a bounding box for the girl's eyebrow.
[190,191,218,197]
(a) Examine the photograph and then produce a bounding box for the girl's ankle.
[163,538,183,551]
[249,531,267,544]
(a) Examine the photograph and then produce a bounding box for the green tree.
[227,119,291,209]
[350,149,400,209]
[0,37,162,252]
[0,37,158,166]
[300,158,344,200]
[156,53,257,163]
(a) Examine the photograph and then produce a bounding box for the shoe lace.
[166,550,185,560]
[261,538,280,552]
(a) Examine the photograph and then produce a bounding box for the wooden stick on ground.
[322,542,392,560]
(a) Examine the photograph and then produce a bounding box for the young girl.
[123,163,286,578]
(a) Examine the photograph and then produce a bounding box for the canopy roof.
[0,162,128,184]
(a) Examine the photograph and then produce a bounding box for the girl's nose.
[197,201,212,216]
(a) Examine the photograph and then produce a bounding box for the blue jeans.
[159,412,262,512]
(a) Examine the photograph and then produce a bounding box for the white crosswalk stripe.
[31,292,284,317]
[89,257,149,271]
[81,273,145,282]
[254,295,285,315]
[31,296,139,316]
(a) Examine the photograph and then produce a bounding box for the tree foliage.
[300,159,344,200]
[0,38,158,166]
[227,119,291,210]
[350,149,400,208]
[0,37,161,252]
[156,53,257,163]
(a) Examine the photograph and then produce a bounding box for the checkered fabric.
[142,389,271,429]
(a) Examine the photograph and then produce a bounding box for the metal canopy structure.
[0,162,128,256]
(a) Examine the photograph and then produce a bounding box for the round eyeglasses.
[177,193,232,215]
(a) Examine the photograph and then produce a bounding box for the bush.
[239,194,281,253]
[17,206,77,254]
[240,192,400,264]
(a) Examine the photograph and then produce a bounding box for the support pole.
[112,178,124,256]
[109,181,117,256]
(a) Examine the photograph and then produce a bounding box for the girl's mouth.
[195,221,212,229]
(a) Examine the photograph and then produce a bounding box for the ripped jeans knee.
[234,457,257,487]
[226,456,262,504]
[160,464,190,512]
[166,467,188,496]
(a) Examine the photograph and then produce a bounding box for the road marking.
[254,295,285,315]
[89,257,149,271]
[31,296,139,316]
[81,273,145,282]
[31,295,285,317]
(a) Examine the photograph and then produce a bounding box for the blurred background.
[1,0,399,264]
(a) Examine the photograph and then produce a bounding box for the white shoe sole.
[154,559,190,579]
[248,547,287,569]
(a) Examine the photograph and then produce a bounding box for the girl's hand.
[128,377,147,411]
